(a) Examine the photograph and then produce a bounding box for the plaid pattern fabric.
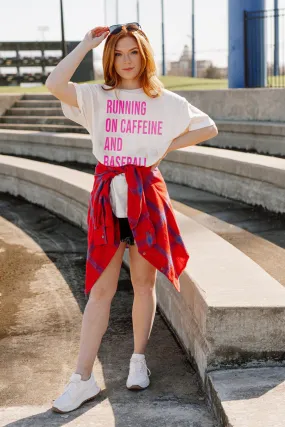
[85,162,190,296]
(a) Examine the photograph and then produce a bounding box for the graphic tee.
[61,83,215,217]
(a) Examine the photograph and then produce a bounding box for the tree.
[205,65,222,79]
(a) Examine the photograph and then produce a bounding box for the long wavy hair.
[101,26,164,98]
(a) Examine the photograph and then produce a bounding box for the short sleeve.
[174,98,215,138]
[61,82,94,133]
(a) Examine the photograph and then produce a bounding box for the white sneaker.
[52,372,101,413]
[126,355,151,390]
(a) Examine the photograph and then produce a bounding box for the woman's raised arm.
[45,27,109,107]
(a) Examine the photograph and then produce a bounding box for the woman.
[46,23,218,413]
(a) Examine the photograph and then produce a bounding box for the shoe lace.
[63,376,81,393]
[131,359,151,377]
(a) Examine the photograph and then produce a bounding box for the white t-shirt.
[61,83,215,217]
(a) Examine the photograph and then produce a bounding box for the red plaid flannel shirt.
[85,162,190,296]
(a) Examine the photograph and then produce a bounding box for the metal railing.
[244,8,285,88]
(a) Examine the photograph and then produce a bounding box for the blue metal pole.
[228,0,266,88]
[274,0,279,76]
[191,0,196,77]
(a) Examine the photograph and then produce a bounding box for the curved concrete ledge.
[216,120,285,136]
[205,131,285,157]
[206,120,285,157]
[0,129,93,164]
[162,146,285,214]
[1,154,285,385]
[1,129,285,214]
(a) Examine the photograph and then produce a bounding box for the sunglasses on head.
[109,22,142,35]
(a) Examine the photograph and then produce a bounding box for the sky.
[0,0,284,74]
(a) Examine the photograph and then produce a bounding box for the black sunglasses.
[109,22,142,35]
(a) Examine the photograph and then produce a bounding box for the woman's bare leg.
[75,241,127,380]
[129,244,157,354]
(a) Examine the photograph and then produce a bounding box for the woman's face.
[114,36,142,81]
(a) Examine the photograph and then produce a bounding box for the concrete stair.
[203,120,285,157]
[0,93,87,133]
[7,108,63,116]
[1,154,285,426]
[0,123,86,132]
[1,128,285,213]
[14,100,62,107]
[1,91,285,158]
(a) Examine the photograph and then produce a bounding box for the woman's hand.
[82,26,110,50]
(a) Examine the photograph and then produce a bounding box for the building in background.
[168,44,228,78]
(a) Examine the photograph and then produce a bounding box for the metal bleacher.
[0,41,94,86]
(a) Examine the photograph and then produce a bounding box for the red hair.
[102,26,164,98]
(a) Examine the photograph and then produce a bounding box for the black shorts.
[117,217,135,246]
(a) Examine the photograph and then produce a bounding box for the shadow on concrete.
[0,193,216,426]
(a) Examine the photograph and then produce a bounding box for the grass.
[159,76,228,90]
[267,75,285,87]
[0,75,228,93]
[1,74,283,93]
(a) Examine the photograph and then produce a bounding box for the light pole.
[116,0,119,23]
[137,0,140,22]
[191,0,196,77]
[187,34,193,77]
[161,0,165,76]
[38,25,49,42]
[104,0,107,25]
[38,26,49,78]
[60,0,67,59]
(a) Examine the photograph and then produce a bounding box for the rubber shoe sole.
[127,378,150,390]
[51,389,101,413]
[127,384,148,390]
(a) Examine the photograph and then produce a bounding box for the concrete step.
[6,107,63,116]
[215,119,285,137]
[15,100,61,108]
[21,93,57,100]
[208,367,285,427]
[202,131,285,158]
[0,115,71,125]
[0,123,87,133]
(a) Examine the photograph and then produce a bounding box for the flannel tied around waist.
[85,162,190,296]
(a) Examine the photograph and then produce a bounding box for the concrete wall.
[0,94,22,116]
[174,88,285,122]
